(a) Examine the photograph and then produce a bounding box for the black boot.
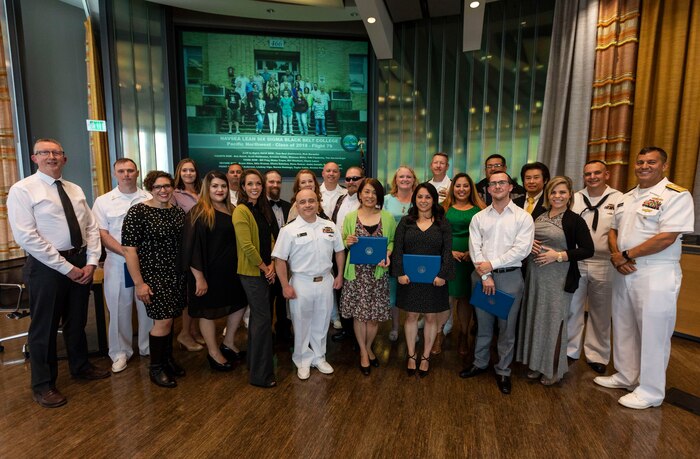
[149,334,176,388]
[164,330,186,378]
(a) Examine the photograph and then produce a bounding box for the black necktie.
[55,180,83,250]
[581,194,610,232]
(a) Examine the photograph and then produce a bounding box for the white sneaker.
[593,374,636,391]
[618,392,662,410]
[312,360,334,374]
[111,356,127,373]
[297,366,310,380]
[332,319,342,330]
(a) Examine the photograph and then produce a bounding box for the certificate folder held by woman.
[403,254,441,284]
[349,236,388,264]
[470,282,515,320]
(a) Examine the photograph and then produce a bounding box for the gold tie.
[526,197,535,214]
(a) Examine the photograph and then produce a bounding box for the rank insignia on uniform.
[322,226,335,233]
[665,183,687,193]
[642,197,662,210]
[605,203,615,210]
[297,232,307,237]
[617,202,624,207]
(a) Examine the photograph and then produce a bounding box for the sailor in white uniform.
[272,189,346,380]
[594,147,694,409]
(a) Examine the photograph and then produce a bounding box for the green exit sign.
[86,119,107,132]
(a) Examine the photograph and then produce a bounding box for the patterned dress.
[339,218,390,322]
[122,203,186,320]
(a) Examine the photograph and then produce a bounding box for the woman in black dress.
[182,171,248,372]
[391,183,454,377]
[122,171,186,388]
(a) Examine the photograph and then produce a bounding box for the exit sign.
[86,119,107,132]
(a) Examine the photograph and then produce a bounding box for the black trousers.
[24,252,91,392]
[239,275,275,386]
[269,277,292,340]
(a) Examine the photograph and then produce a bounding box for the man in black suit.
[7,138,110,408]
[475,154,526,205]
[513,162,550,219]
[264,169,293,343]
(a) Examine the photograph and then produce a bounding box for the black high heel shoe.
[220,344,246,362]
[406,353,418,377]
[207,354,234,372]
[418,354,431,378]
[369,357,379,368]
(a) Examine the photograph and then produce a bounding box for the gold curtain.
[588,0,640,191]
[628,0,700,190]
[85,18,112,197]
[0,22,23,261]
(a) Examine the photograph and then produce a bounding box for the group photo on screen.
[180,30,369,177]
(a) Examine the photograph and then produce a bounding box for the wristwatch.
[481,273,492,281]
[622,250,632,261]
[556,252,563,263]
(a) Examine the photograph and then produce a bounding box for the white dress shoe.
[332,319,342,330]
[297,366,311,380]
[111,356,127,373]
[311,360,334,374]
[618,392,662,410]
[593,374,636,391]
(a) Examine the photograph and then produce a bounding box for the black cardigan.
[559,209,595,293]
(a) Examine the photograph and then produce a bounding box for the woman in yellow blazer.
[232,169,279,388]
[339,178,396,376]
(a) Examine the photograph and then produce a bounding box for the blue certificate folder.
[124,263,134,288]
[403,254,441,284]
[471,282,516,320]
[349,236,388,265]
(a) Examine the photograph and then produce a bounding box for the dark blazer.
[514,194,546,219]
[559,209,595,293]
[270,198,291,222]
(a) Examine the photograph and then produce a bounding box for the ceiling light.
[469,1,480,8]
[367,17,376,24]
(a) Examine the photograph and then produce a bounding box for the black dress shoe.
[33,388,67,408]
[496,375,512,394]
[164,358,186,377]
[220,344,245,362]
[207,354,234,372]
[251,380,277,388]
[587,361,607,374]
[150,366,177,388]
[459,365,487,379]
[369,358,379,368]
[331,330,348,342]
[360,364,371,376]
[72,364,111,380]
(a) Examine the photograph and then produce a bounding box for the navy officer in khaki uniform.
[594,146,694,409]
[272,189,346,380]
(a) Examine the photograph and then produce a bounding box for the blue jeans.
[256,113,264,131]
[315,118,326,135]
[295,112,308,134]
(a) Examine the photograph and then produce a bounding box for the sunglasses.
[345,176,363,183]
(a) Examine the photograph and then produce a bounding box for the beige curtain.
[587,0,640,192]
[629,0,700,192]
[0,22,23,261]
[85,18,112,197]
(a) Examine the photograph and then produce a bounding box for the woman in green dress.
[440,173,485,356]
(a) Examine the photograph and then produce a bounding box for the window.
[349,54,368,93]
[184,46,203,86]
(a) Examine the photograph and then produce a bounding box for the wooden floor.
[1,307,699,458]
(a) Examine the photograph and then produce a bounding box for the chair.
[0,282,30,358]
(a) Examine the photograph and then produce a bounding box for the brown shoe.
[33,388,67,408]
[431,331,444,355]
[73,364,111,380]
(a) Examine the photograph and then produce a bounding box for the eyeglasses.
[152,184,173,191]
[487,180,510,188]
[345,176,363,183]
[485,163,504,169]
[35,150,65,157]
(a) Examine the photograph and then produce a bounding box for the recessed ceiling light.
[367,17,376,24]
[469,1,480,8]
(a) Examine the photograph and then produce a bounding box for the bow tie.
[270,200,280,207]
[580,194,610,232]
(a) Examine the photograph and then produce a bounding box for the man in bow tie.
[264,169,292,343]
[567,160,622,374]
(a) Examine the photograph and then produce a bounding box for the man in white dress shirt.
[319,161,346,217]
[226,162,243,205]
[460,172,534,395]
[272,189,345,380]
[428,152,451,204]
[8,138,109,408]
[594,147,694,409]
[92,158,153,373]
[567,160,621,374]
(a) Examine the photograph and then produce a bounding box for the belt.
[493,267,519,273]
[59,247,86,257]
[293,273,327,282]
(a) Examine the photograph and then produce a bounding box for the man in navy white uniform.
[567,160,622,374]
[594,147,694,409]
[272,189,346,380]
[8,138,109,408]
[460,171,534,395]
[92,158,152,373]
